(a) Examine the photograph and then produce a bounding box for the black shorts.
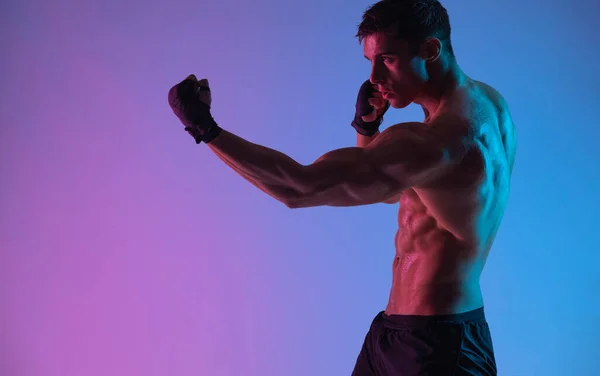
[351,307,497,376]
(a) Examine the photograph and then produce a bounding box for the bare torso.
[385,79,517,316]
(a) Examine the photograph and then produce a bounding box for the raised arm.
[208,121,472,208]
[167,75,471,208]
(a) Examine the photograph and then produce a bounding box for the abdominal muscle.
[384,191,485,316]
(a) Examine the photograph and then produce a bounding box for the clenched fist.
[351,79,390,137]
[168,74,222,144]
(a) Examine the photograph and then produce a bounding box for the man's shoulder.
[470,80,512,114]
[376,119,473,157]
[434,81,513,138]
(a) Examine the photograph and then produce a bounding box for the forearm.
[209,147,289,201]
[357,131,380,148]
[207,130,305,204]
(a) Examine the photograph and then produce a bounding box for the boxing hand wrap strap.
[351,115,384,137]
[184,117,222,144]
[351,80,390,137]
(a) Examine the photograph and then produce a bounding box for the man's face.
[363,32,427,109]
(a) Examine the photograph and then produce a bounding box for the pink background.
[2,0,599,375]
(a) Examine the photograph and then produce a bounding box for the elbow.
[279,191,305,209]
[281,192,318,209]
[282,197,304,209]
[284,201,300,209]
[280,196,295,209]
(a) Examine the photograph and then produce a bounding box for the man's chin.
[389,97,411,109]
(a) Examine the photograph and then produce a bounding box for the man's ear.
[419,37,442,62]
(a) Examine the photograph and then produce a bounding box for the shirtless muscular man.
[168,1,516,374]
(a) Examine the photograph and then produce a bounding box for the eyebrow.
[364,52,396,60]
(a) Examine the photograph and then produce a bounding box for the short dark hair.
[356,0,454,56]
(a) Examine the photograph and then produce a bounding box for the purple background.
[2,0,599,375]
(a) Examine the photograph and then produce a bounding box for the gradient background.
[2,0,599,375]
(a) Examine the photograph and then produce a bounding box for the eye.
[382,56,393,62]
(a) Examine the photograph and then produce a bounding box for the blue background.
[2,0,599,375]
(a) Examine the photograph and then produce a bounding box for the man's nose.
[369,64,385,85]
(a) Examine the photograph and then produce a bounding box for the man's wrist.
[203,123,223,144]
[351,117,380,137]
[185,117,223,144]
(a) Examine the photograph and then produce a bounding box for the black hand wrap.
[351,80,390,137]
[168,79,222,144]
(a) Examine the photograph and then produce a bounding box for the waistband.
[379,307,487,328]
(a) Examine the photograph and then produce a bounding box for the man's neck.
[416,58,466,120]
